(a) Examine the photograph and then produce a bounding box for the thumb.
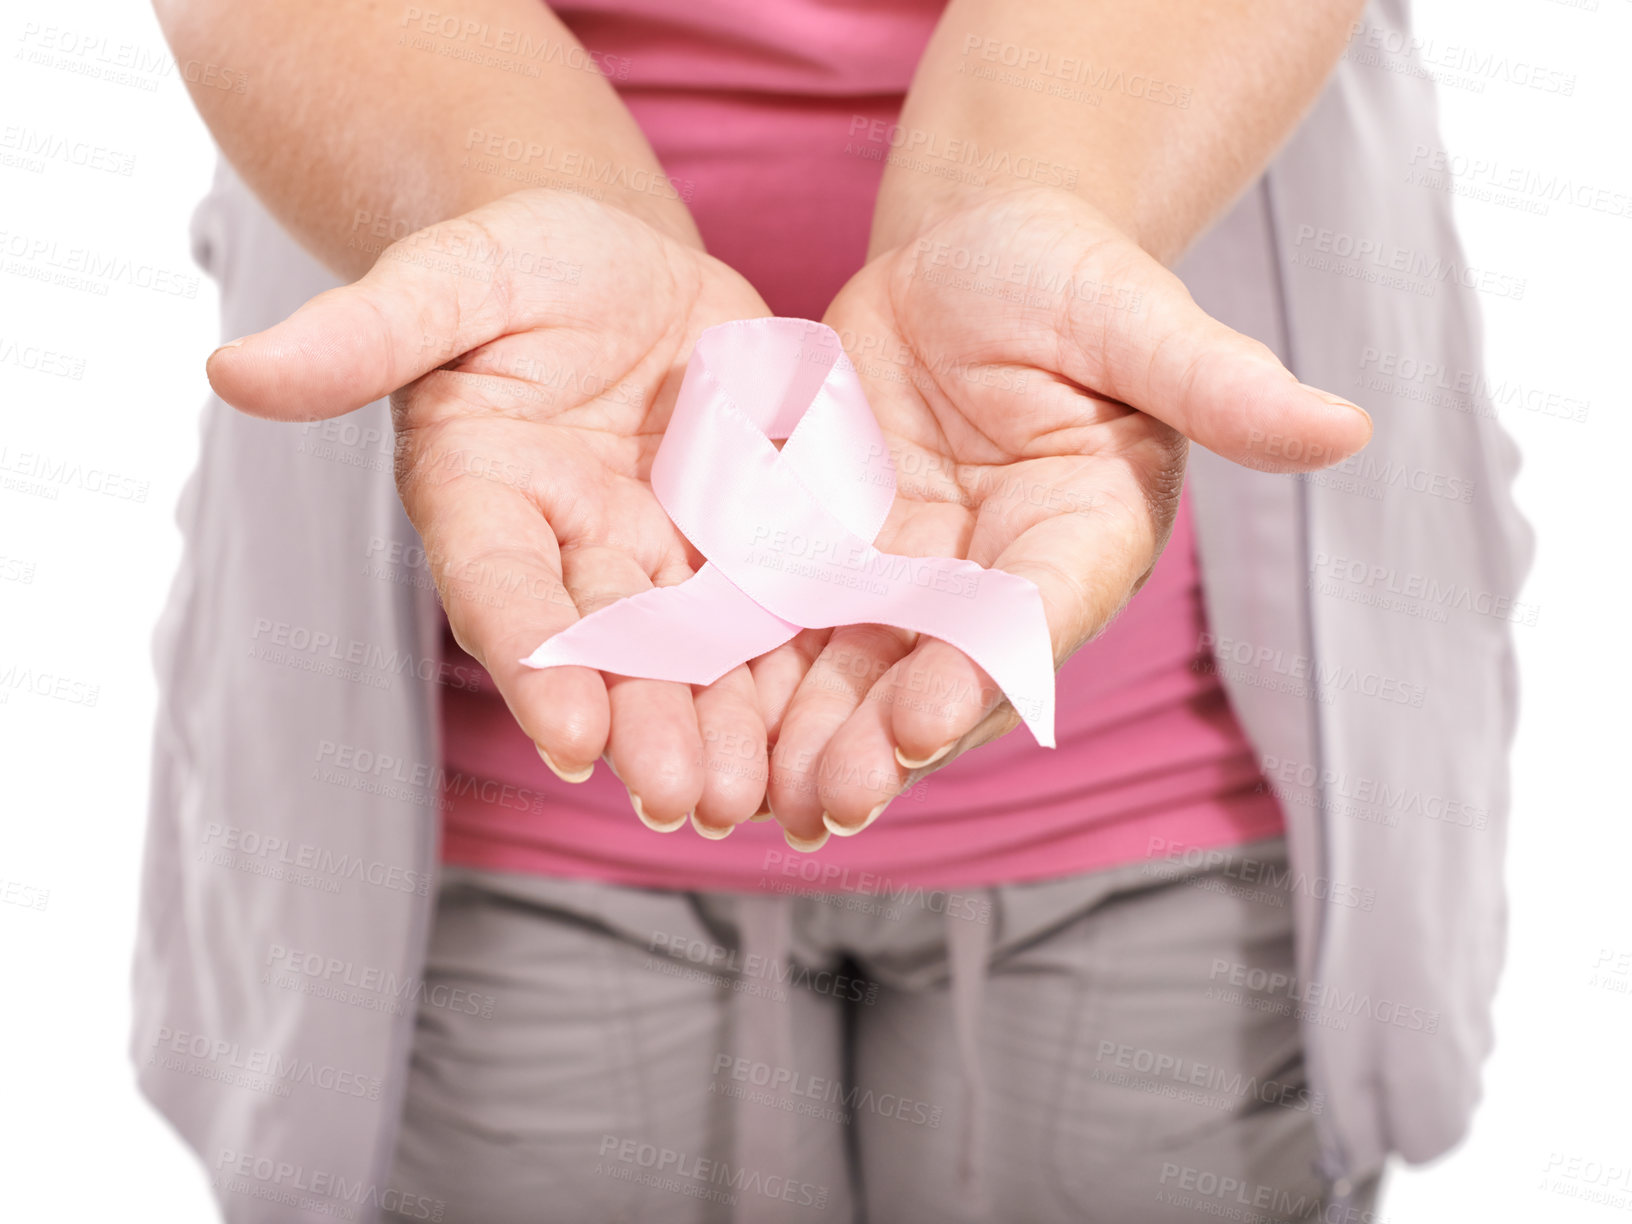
[1070,258,1373,473]
[205,217,515,421]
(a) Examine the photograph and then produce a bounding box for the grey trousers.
[384,836,1381,1223]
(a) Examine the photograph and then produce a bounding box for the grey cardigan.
[133,3,1533,1217]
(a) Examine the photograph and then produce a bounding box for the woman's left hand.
[758,186,1372,844]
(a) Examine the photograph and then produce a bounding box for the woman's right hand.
[206,189,775,835]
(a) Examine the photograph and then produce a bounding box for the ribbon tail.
[978,585,1056,750]
[519,563,800,685]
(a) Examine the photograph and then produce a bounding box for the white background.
[1,0,1627,1219]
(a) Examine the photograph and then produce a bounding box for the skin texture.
[755,0,1375,843]
[758,189,1370,842]
[206,192,774,832]
[870,0,1371,263]
[160,0,1372,848]
[152,0,700,270]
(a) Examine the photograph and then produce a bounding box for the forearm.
[154,0,698,278]
[872,0,1366,263]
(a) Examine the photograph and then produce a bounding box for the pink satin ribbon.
[521,318,1056,748]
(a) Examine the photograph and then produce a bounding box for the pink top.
[435,0,1283,892]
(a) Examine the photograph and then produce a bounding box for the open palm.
[762,187,1372,843]
[207,189,774,832]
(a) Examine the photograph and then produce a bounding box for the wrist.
[446,162,703,254]
[868,179,1146,265]
[869,172,1149,264]
[576,177,704,251]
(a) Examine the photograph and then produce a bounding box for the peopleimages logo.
[1347,21,1579,97]
[1198,632,1428,709]
[0,229,201,297]
[1257,755,1490,832]
[595,1135,830,1209]
[249,618,483,691]
[845,116,1080,189]
[1289,224,1528,299]
[263,945,496,1018]
[0,125,136,175]
[16,23,250,93]
[0,445,148,501]
[0,335,87,379]
[909,237,1145,313]
[201,820,432,896]
[712,1055,945,1127]
[151,1027,384,1100]
[760,850,991,922]
[1357,347,1589,423]
[1157,1163,1389,1222]
[1309,552,1538,627]
[1208,959,1441,1033]
[1093,1041,1325,1115]
[647,932,880,1005]
[957,34,1194,109]
[746,523,980,600]
[463,129,693,201]
[1329,455,1476,504]
[1142,836,1377,911]
[0,662,100,707]
[214,1150,444,1221]
[399,7,632,80]
[1405,144,1632,220]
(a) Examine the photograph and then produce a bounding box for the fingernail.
[207,338,244,362]
[632,792,687,833]
[690,812,734,840]
[823,801,888,839]
[1300,383,1372,423]
[748,806,776,823]
[783,827,830,854]
[537,744,594,784]
[894,743,954,771]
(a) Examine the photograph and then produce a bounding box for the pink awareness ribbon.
[521,318,1056,748]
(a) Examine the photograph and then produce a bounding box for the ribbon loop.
[522,318,1056,748]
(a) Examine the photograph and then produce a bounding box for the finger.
[408,460,611,779]
[880,638,1012,774]
[747,629,829,745]
[561,545,706,831]
[817,668,1021,835]
[810,687,906,833]
[884,489,1162,769]
[690,665,769,837]
[1066,259,1373,472]
[204,212,531,421]
[768,625,915,848]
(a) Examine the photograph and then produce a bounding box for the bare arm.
[162,2,781,828]
[872,0,1367,261]
[768,2,1373,839]
[153,0,700,278]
